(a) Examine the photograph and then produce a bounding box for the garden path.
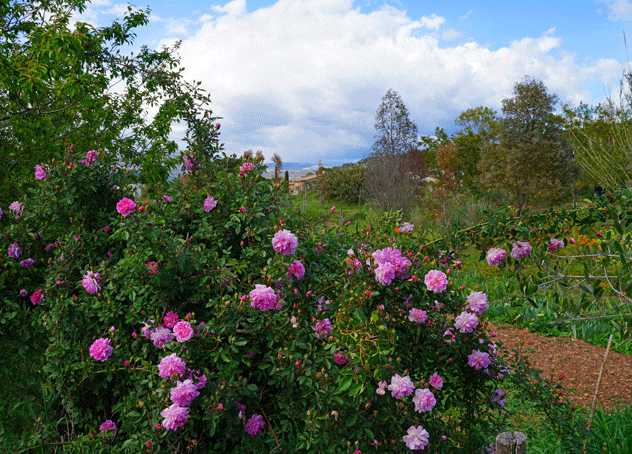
[490,323,632,410]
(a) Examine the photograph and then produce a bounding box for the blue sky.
[77,0,630,167]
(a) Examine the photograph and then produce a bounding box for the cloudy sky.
[79,0,629,167]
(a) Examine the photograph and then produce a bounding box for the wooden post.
[514,432,527,454]
[495,432,514,454]
[496,431,527,454]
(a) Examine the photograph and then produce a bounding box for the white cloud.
[600,0,632,21]
[154,0,621,164]
[441,28,462,41]
[460,10,473,20]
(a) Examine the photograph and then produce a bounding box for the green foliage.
[0,0,221,203]
[319,164,366,204]
[477,76,579,212]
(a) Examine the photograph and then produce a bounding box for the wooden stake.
[582,333,614,454]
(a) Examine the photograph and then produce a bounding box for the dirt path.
[490,323,632,410]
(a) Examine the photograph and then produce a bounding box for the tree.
[319,164,366,204]
[364,89,419,212]
[0,0,221,203]
[271,153,282,180]
[477,76,578,212]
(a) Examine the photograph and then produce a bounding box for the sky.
[76,0,632,167]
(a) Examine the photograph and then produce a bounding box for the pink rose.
[173,321,194,342]
[116,198,136,216]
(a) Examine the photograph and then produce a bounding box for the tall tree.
[364,89,419,212]
[0,0,221,203]
[477,76,578,212]
[272,153,282,180]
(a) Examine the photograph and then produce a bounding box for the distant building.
[289,174,321,195]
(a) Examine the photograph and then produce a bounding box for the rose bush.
[2,146,515,453]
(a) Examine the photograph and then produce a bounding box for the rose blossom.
[34,164,48,180]
[161,403,189,430]
[30,289,44,305]
[374,261,395,285]
[116,197,136,216]
[99,420,117,439]
[8,242,22,259]
[334,351,348,365]
[9,201,23,218]
[511,241,532,259]
[272,229,298,255]
[376,381,387,395]
[408,308,428,324]
[486,247,506,266]
[173,321,194,342]
[20,258,36,268]
[245,414,265,435]
[163,311,180,329]
[249,284,279,311]
[454,311,479,333]
[312,318,332,339]
[429,373,443,389]
[287,259,305,280]
[170,379,200,407]
[151,327,175,348]
[158,353,186,379]
[466,292,489,315]
[424,270,448,293]
[468,349,492,370]
[203,196,217,212]
[549,237,564,253]
[492,389,506,408]
[403,425,430,450]
[81,150,98,166]
[182,154,197,171]
[388,374,415,399]
[412,388,436,413]
[89,338,113,361]
[82,270,101,294]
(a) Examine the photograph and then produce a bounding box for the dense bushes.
[0,145,523,453]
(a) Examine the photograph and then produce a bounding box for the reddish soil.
[491,323,632,410]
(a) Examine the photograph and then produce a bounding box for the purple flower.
[549,237,564,253]
[19,289,27,297]
[287,260,305,280]
[163,311,180,329]
[486,248,506,266]
[511,241,532,259]
[7,242,21,259]
[374,261,395,285]
[334,351,348,365]
[412,388,436,413]
[30,289,44,305]
[468,349,492,370]
[203,195,217,212]
[151,327,175,348]
[429,373,443,389]
[249,284,279,311]
[89,338,113,361]
[388,374,415,399]
[454,311,479,333]
[0,208,3,219]
[20,258,36,268]
[81,270,101,294]
[173,321,194,342]
[398,221,414,233]
[183,154,197,171]
[99,420,117,439]
[376,381,387,395]
[272,229,298,255]
[9,201,23,218]
[466,292,489,315]
[161,403,189,431]
[170,379,200,407]
[491,389,506,408]
[403,425,430,450]
[34,164,48,180]
[239,162,254,175]
[424,270,448,293]
[45,243,55,252]
[80,150,98,166]
[312,318,332,339]
[116,197,136,216]
[158,353,186,379]
[245,414,265,435]
[163,195,173,202]
[408,308,428,324]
